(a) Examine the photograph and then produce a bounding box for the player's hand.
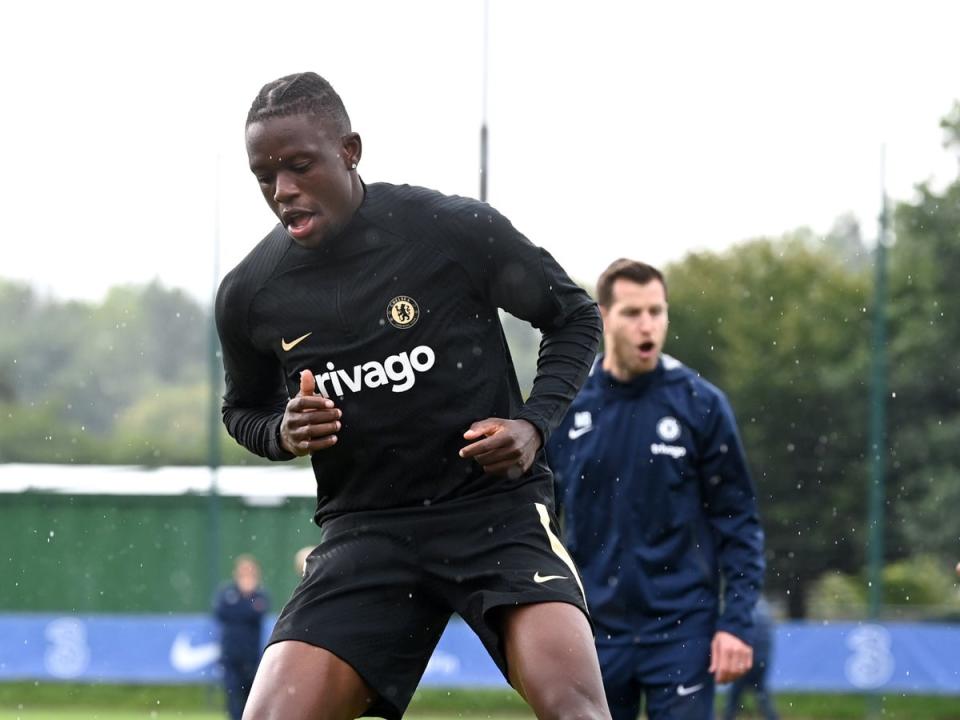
[459,418,541,478]
[280,369,342,456]
[709,630,753,684]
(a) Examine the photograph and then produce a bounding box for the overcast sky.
[2,0,958,303]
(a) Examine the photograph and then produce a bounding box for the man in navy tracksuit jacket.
[547,259,765,720]
[213,555,270,720]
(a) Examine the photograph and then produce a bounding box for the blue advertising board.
[1,614,958,693]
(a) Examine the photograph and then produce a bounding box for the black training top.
[215,182,601,525]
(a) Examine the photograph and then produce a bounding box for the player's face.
[246,114,363,248]
[600,278,668,380]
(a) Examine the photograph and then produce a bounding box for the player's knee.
[534,685,611,720]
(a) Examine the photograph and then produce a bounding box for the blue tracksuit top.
[213,582,270,662]
[546,354,765,645]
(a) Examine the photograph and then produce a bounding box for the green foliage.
[885,172,960,563]
[807,571,867,620]
[500,311,540,397]
[808,556,960,621]
[0,401,107,463]
[108,383,262,466]
[666,231,871,616]
[882,555,960,609]
[0,279,211,464]
[941,100,960,150]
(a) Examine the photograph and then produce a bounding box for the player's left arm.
[698,390,766,682]
[450,204,602,473]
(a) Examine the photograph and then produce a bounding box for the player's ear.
[342,132,362,171]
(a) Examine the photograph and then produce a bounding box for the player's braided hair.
[246,72,351,135]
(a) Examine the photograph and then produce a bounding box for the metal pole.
[864,146,890,720]
[479,0,489,202]
[867,149,888,621]
[207,154,223,603]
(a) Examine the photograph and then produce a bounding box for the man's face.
[234,560,260,595]
[600,277,668,380]
[246,114,361,248]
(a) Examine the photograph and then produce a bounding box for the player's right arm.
[215,270,338,460]
[279,369,342,456]
[214,273,289,459]
[216,271,342,459]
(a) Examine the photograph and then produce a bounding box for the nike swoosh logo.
[281,332,312,352]
[567,425,594,440]
[170,633,220,673]
[533,571,568,583]
[676,683,704,697]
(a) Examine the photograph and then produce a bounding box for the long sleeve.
[698,391,765,642]
[436,203,602,442]
[215,263,295,461]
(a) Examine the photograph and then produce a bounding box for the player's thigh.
[242,640,373,720]
[268,519,451,718]
[499,601,608,711]
[436,498,589,671]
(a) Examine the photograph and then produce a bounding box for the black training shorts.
[268,489,589,719]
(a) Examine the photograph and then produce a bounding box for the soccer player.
[215,72,610,720]
[213,555,270,720]
[546,259,765,720]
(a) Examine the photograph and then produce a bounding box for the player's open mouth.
[283,211,318,240]
[639,341,656,354]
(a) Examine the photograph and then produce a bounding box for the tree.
[885,108,960,563]
[667,233,871,617]
[0,279,211,461]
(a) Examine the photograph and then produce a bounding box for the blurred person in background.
[215,72,609,720]
[723,596,779,720]
[546,258,765,720]
[213,554,270,720]
[293,545,313,578]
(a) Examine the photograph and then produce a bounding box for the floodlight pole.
[207,154,223,601]
[867,150,889,621]
[479,0,489,203]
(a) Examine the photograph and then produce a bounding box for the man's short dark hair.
[596,258,667,307]
[246,72,351,135]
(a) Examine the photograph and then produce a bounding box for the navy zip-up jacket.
[546,354,764,645]
[213,583,270,662]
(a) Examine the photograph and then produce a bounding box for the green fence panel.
[2,492,320,613]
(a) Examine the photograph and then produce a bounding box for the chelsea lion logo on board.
[387,296,420,329]
[656,416,681,442]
